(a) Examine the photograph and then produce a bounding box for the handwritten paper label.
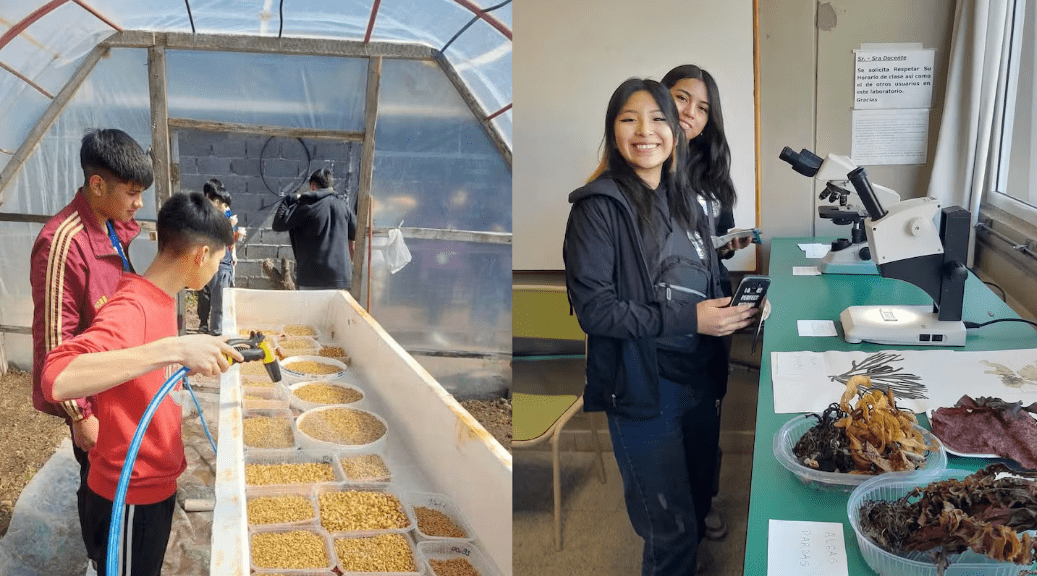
[768,520,849,576]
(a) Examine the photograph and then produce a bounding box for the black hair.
[157,192,234,256]
[661,64,737,211]
[599,78,696,233]
[309,167,333,190]
[203,177,232,207]
[80,128,154,189]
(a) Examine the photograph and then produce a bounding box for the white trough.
[209,288,512,575]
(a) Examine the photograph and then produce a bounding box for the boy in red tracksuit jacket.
[30,128,152,562]
[42,192,244,576]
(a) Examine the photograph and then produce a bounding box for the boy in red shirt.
[42,191,245,576]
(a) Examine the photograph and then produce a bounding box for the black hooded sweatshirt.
[272,188,357,289]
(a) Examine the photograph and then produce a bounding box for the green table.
[743,237,1037,575]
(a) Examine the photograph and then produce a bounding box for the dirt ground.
[0,292,511,537]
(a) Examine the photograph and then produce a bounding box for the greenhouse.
[0,1,511,575]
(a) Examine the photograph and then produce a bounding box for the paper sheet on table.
[799,243,831,258]
[798,320,838,337]
[794,266,822,276]
[771,348,1037,414]
[768,520,848,576]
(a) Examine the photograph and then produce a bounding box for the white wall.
[513,0,757,271]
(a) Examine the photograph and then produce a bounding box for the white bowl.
[773,412,947,492]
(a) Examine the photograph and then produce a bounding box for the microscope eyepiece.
[779,146,823,177]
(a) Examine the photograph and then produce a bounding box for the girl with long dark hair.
[563,78,756,575]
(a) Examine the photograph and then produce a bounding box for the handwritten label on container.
[768,520,849,576]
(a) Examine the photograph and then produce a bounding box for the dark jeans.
[607,376,721,576]
[207,265,234,335]
[69,424,91,558]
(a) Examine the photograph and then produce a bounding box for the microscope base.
[818,243,878,275]
[840,305,966,347]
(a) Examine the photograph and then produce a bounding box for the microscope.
[779,148,901,274]
[780,147,970,346]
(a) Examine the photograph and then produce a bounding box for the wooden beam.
[103,31,435,61]
[352,56,381,304]
[371,226,511,245]
[148,45,173,205]
[0,325,32,335]
[167,118,363,142]
[432,51,511,168]
[0,43,107,209]
[0,212,49,223]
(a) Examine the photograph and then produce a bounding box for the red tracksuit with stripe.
[30,189,139,423]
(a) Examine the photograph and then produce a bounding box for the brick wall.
[174,129,360,288]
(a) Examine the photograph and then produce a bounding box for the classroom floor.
[512,333,761,576]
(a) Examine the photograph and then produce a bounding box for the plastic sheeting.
[0,0,512,175]
[165,51,368,130]
[2,48,154,217]
[372,59,511,232]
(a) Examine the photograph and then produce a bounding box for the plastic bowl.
[773,413,947,492]
[847,469,1036,576]
[333,532,423,576]
[280,356,350,384]
[418,541,502,576]
[289,381,365,412]
[315,485,414,536]
[295,406,388,453]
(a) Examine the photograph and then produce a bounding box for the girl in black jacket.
[564,78,756,575]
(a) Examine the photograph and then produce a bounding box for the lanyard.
[106,220,131,272]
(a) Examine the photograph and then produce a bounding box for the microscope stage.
[840,305,966,346]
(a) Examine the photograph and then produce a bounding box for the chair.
[513,392,607,550]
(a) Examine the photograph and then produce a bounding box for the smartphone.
[728,275,770,308]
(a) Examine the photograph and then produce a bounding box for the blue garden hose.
[105,366,217,575]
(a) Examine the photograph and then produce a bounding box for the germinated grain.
[294,383,362,405]
[285,360,341,375]
[431,558,481,576]
[415,506,467,538]
[339,454,390,481]
[284,324,318,336]
[251,530,328,569]
[318,346,350,362]
[318,490,409,532]
[239,362,272,377]
[243,416,294,449]
[334,533,417,573]
[298,408,386,445]
[247,495,315,525]
[245,462,335,485]
[242,376,274,387]
[279,337,317,350]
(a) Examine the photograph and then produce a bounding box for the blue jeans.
[607,377,721,576]
[207,265,234,335]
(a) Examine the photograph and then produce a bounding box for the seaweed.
[792,402,855,472]
[858,464,1037,575]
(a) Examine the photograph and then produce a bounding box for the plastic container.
[418,541,502,576]
[246,485,318,529]
[277,336,321,358]
[243,450,346,488]
[773,413,947,492]
[406,492,475,542]
[289,381,365,412]
[337,450,393,485]
[332,532,423,576]
[314,485,415,536]
[295,406,389,453]
[236,323,285,339]
[282,324,322,339]
[280,356,351,384]
[249,526,336,573]
[847,469,1036,576]
[243,385,291,411]
[313,342,351,365]
[243,409,299,452]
